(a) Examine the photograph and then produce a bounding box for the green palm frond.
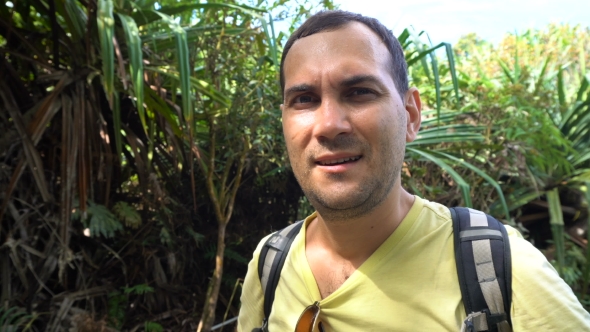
[97,0,115,105]
[428,151,510,218]
[407,147,473,207]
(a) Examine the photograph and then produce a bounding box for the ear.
[404,87,422,143]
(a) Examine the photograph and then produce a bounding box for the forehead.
[283,22,392,88]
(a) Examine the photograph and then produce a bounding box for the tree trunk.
[197,221,227,332]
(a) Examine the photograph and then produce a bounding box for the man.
[238,10,590,331]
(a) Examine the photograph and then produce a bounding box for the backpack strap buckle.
[461,311,488,332]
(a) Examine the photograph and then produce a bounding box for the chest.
[268,225,464,330]
[271,249,464,331]
[307,255,357,299]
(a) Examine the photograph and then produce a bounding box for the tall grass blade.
[579,41,586,78]
[152,12,192,125]
[113,93,123,162]
[533,56,551,96]
[397,29,410,49]
[97,0,115,105]
[144,87,183,137]
[575,74,589,102]
[558,67,566,108]
[582,183,590,302]
[430,49,442,117]
[260,14,278,70]
[407,41,460,115]
[513,39,521,82]
[547,188,565,276]
[497,58,515,84]
[118,13,146,130]
[444,43,460,107]
[63,0,87,41]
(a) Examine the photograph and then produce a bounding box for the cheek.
[283,114,314,148]
[282,119,306,167]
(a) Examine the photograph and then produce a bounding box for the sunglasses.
[295,301,325,332]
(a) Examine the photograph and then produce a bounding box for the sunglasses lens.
[295,302,321,332]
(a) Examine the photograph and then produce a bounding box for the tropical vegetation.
[0,0,589,330]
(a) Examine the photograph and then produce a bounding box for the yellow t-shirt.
[238,196,590,331]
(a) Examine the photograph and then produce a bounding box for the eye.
[350,88,373,96]
[348,87,377,101]
[288,94,319,109]
[294,95,315,104]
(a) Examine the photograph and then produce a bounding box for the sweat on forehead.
[279,10,408,98]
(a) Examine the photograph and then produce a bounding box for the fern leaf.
[113,201,142,229]
[84,202,123,238]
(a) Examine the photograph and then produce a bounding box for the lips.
[316,156,362,166]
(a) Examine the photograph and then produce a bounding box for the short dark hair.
[280,10,408,97]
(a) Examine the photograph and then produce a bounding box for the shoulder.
[237,217,311,332]
[505,225,590,330]
[411,196,453,232]
[236,232,273,332]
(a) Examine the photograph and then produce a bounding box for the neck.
[306,184,415,266]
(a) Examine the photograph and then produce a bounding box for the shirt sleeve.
[237,234,271,332]
[506,226,590,330]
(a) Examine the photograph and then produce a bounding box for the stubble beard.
[292,131,406,223]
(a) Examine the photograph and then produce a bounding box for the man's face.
[281,22,418,221]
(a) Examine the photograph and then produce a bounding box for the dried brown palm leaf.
[0,83,51,203]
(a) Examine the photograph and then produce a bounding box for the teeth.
[319,156,361,165]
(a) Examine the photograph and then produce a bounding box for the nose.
[313,99,352,141]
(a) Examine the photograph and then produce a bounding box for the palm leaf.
[152,12,192,124]
[557,67,566,108]
[97,0,115,105]
[582,182,590,301]
[144,26,248,51]
[132,2,265,26]
[428,150,510,218]
[406,147,472,207]
[63,0,87,41]
[259,14,279,70]
[146,67,230,108]
[444,42,460,108]
[407,41,460,116]
[497,58,515,84]
[410,124,484,146]
[547,188,565,276]
[117,13,146,129]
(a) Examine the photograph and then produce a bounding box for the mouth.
[316,156,362,166]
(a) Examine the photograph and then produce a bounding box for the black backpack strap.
[256,220,305,331]
[451,207,512,332]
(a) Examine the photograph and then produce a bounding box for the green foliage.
[3,0,589,326]
[124,284,155,295]
[401,29,511,213]
[145,321,164,332]
[0,306,37,332]
[159,225,173,247]
[107,291,127,329]
[112,201,142,229]
[74,202,123,238]
[455,24,590,304]
[108,284,155,328]
[186,226,205,247]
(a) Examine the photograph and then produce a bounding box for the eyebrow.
[284,84,315,99]
[340,74,385,89]
[283,75,386,98]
